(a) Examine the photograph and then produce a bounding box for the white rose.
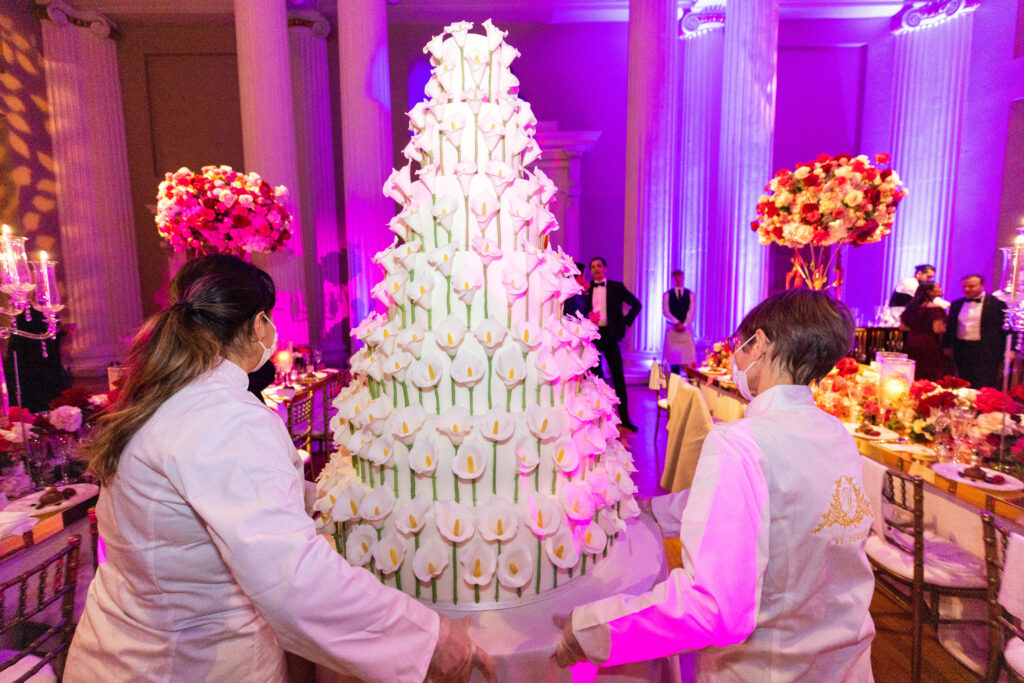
[49,405,82,433]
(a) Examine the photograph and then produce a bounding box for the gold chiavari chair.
[982,512,1024,682]
[865,470,989,682]
[0,536,82,682]
[287,389,316,455]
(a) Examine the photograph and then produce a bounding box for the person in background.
[943,273,1010,389]
[899,282,949,381]
[554,290,875,681]
[66,254,491,683]
[563,261,590,318]
[248,360,277,404]
[886,263,949,324]
[584,256,642,432]
[661,269,696,375]
[2,312,71,412]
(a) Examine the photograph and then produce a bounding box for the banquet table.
[261,367,344,418]
[0,483,100,623]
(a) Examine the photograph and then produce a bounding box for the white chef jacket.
[65,359,438,682]
[572,385,875,682]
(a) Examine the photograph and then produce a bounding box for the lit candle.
[38,251,52,305]
[881,377,907,404]
[0,225,11,282]
[1013,231,1024,302]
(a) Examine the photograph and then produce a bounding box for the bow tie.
[592,282,606,288]
[967,297,982,303]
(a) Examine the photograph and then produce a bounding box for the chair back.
[647,363,665,391]
[287,389,316,451]
[982,512,1020,681]
[320,372,345,449]
[0,535,81,682]
[666,372,681,406]
[880,470,925,577]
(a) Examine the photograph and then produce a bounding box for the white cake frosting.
[315,20,640,607]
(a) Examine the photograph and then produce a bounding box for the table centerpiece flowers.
[753,152,906,291]
[156,165,292,258]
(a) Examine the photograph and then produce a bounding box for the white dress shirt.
[572,385,875,681]
[66,359,438,682]
[592,279,608,326]
[957,293,984,341]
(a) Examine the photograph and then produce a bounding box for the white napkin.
[998,532,1024,620]
[886,443,935,457]
[0,510,39,539]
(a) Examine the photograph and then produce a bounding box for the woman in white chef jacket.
[67,255,489,683]
[554,289,876,681]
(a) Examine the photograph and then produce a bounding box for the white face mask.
[730,335,761,402]
[253,314,278,372]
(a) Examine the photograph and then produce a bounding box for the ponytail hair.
[83,254,275,485]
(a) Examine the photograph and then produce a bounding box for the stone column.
[622,0,681,364]
[533,121,600,262]
[336,0,394,332]
[709,0,779,340]
[234,0,309,344]
[882,6,976,294]
[288,11,346,361]
[676,8,725,344]
[40,1,143,377]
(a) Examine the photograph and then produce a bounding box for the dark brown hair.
[735,289,854,386]
[899,282,941,326]
[82,254,275,484]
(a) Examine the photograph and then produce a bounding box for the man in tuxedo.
[943,273,1009,389]
[584,256,642,432]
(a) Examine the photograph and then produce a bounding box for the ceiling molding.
[70,0,908,24]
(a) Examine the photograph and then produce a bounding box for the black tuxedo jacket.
[584,280,642,342]
[942,295,1008,363]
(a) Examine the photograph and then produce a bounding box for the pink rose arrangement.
[156,165,292,258]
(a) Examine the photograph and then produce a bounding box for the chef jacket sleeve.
[571,426,771,666]
[167,406,439,682]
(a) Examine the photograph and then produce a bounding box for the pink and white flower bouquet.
[753,153,906,290]
[156,165,292,257]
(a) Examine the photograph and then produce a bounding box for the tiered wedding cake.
[315,20,639,606]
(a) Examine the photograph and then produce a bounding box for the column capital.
[37,0,116,39]
[680,5,726,38]
[288,10,331,39]
[896,0,979,32]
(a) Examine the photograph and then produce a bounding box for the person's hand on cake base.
[428,615,495,682]
[552,613,588,669]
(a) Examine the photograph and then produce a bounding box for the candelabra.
[0,223,65,426]
[998,227,1024,472]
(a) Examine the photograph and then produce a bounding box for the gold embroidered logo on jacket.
[812,476,873,540]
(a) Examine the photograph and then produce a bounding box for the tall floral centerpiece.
[753,153,906,291]
[155,165,293,258]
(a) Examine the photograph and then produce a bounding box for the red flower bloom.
[917,391,956,417]
[909,379,937,399]
[835,357,860,377]
[976,387,1022,415]
[49,386,92,411]
[875,152,890,164]
[937,375,970,390]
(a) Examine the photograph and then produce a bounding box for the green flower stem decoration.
[410,470,416,498]
[535,537,542,594]
[402,383,410,407]
[581,554,587,575]
[472,480,477,506]
[466,302,473,331]
[491,441,498,495]
[418,387,424,406]
[522,379,527,412]
[333,523,342,553]
[392,379,398,408]
[550,384,555,407]
[400,305,407,327]
[380,464,386,487]
[452,544,459,605]
[551,468,557,495]
[445,275,452,316]
[506,301,512,329]
[431,577,437,603]
[534,438,541,491]
[464,196,470,247]
[505,387,512,412]
[432,194,438,246]
[553,569,557,590]
[368,464,375,489]
[434,388,441,415]
[393,465,399,498]
[428,308,433,329]
[468,385,474,412]
[514,472,519,504]
[496,212,502,251]
[474,584,480,604]
[395,571,403,592]
[473,112,479,165]
[432,472,438,501]
[487,356,493,410]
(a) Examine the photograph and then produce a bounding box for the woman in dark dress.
[900,282,948,380]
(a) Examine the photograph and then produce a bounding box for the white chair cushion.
[657,399,669,410]
[0,650,57,683]
[1006,636,1024,678]
[865,529,987,589]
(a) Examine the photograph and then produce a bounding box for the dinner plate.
[843,422,899,441]
[5,483,100,516]
[698,366,728,375]
[931,463,1024,492]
